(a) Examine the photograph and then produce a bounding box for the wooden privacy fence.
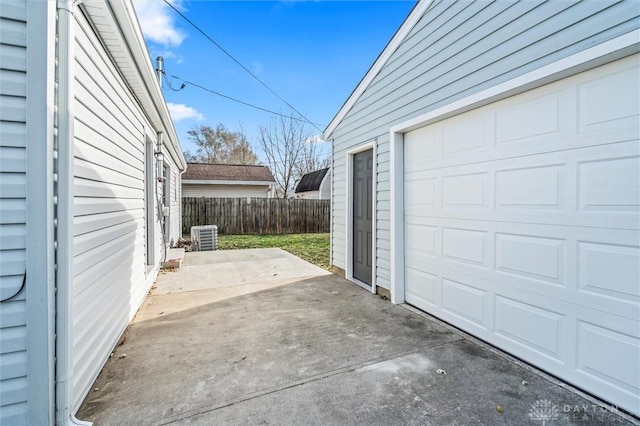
[182,197,330,235]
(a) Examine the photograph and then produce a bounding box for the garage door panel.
[495,88,566,146]
[402,58,639,176]
[406,128,638,173]
[408,264,639,380]
[404,125,440,166]
[405,223,437,256]
[495,232,564,285]
[406,266,640,406]
[404,175,437,209]
[441,277,488,328]
[404,142,639,230]
[578,63,640,133]
[442,173,488,207]
[577,241,640,302]
[577,155,640,213]
[494,295,566,362]
[406,216,639,317]
[577,320,639,395]
[443,114,490,155]
[405,267,438,309]
[442,227,488,268]
[495,165,563,209]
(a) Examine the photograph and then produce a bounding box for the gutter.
[54,1,92,424]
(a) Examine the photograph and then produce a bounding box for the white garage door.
[403,54,639,415]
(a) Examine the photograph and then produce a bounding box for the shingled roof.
[295,168,330,193]
[183,163,276,183]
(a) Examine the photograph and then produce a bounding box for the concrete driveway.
[78,248,635,425]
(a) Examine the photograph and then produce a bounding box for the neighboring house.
[294,168,331,199]
[0,1,186,424]
[324,0,639,416]
[182,163,276,198]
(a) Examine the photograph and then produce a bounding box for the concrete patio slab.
[78,249,637,426]
[136,248,331,321]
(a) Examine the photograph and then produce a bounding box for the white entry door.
[403,55,639,414]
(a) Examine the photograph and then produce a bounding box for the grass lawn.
[218,233,331,270]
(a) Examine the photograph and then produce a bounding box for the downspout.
[55,0,91,424]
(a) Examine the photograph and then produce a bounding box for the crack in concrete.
[158,337,463,425]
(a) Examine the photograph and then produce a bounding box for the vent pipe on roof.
[155,56,164,86]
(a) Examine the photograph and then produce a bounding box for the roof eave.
[84,0,187,171]
[183,179,276,186]
[323,0,430,140]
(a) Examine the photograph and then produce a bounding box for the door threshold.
[350,277,372,292]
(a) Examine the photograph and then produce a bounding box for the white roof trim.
[82,0,187,170]
[323,0,432,139]
[183,180,275,186]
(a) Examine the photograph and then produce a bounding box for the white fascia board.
[390,29,640,134]
[89,0,187,171]
[323,0,432,139]
[183,180,276,186]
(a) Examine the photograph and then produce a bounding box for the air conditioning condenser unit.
[191,225,218,251]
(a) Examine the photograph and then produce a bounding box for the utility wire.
[163,0,322,132]
[162,73,185,91]
[170,74,326,127]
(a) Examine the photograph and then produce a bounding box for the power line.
[168,74,326,127]
[162,0,322,132]
[162,73,185,91]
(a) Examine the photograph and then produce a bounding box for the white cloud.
[167,103,205,121]
[134,1,186,47]
[252,61,264,76]
[151,50,185,65]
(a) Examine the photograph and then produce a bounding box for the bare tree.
[184,123,259,165]
[296,134,330,177]
[258,114,330,198]
[233,123,259,165]
[258,114,308,198]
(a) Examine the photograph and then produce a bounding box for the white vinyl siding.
[183,183,272,198]
[296,190,321,200]
[330,0,640,288]
[69,9,151,412]
[320,171,331,200]
[0,0,28,422]
[402,55,639,415]
[168,162,181,244]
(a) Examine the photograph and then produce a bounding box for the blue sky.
[133,0,417,158]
